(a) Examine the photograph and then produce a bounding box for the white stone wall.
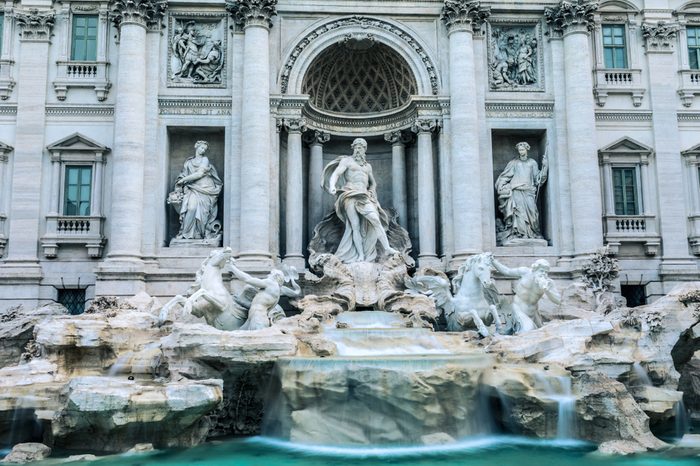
[0,0,698,308]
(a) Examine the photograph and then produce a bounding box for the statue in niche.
[168,140,223,247]
[495,142,548,246]
[171,19,224,84]
[309,138,411,264]
[492,257,561,334]
[490,26,539,89]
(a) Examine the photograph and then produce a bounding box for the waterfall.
[674,399,690,439]
[631,362,652,387]
[538,375,576,439]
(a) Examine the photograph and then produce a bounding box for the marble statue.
[495,142,548,245]
[229,260,302,331]
[159,248,247,330]
[171,19,224,84]
[407,253,502,336]
[168,140,223,246]
[320,138,397,263]
[492,257,561,334]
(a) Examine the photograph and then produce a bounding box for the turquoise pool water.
[40,436,699,466]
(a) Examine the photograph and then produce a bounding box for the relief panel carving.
[488,21,544,92]
[168,14,227,88]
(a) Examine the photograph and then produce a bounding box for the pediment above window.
[47,132,110,153]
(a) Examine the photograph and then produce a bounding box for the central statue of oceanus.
[308,138,411,265]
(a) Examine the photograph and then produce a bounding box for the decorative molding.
[282,117,307,133]
[225,0,277,29]
[641,21,679,53]
[485,102,554,118]
[487,19,545,92]
[167,14,227,88]
[678,112,700,122]
[280,16,440,96]
[303,130,330,146]
[158,98,232,116]
[15,8,55,41]
[384,130,412,145]
[595,111,652,122]
[412,118,439,134]
[0,106,17,116]
[544,0,599,34]
[441,0,491,34]
[45,105,114,117]
[109,0,167,30]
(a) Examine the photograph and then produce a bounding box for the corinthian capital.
[226,0,278,29]
[441,0,491,34]
[109,0,167,30]
[544,0,599,34]
[641,22,679,53]
[412,119,440,134]
[15,9,55,41]
[283,118,307,133]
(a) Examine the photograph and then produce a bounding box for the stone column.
[4,9,54,266]
[283,118,306,269]
[105,0,166,262]
[545,0,603,257]
[305,131,330,236]
[412,119,440,267]
[0,147,9,257]
[642,21,694,275]
[441,1,490,265]
[227,0,277,268]
[384,131,409,229]
[49,153,62,215]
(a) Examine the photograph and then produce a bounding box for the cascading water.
[538,375,576,439]
[631,362,652,387]
[262,313,496,445]
[674,399,690,439]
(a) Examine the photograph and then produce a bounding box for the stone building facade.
[1,0,700,311]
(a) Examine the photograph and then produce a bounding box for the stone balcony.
[593,68,645,107]
[0,213,6,257]
[678,70,700,108]
[41,215,106,259]
[53,61,111,101]
[0,59,15,100]
[688,215,700,255]
[603,214,660,256]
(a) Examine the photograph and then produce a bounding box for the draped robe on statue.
[495,157,545,241]
[320,156,392,263]
[177,156,223,240]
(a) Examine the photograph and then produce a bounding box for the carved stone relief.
[488,22,544,92]
[168,15,226,87]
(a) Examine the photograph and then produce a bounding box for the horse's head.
[454,253,495,292]
[206,247,232,268]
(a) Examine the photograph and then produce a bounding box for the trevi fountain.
[1,138,700,465]
[2,0,700,465]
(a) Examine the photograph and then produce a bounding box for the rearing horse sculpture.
[159,247,247,330]
[406,253,502,336]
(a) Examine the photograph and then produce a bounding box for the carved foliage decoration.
[544,0,599,33]
[225,0,278,29]
[281,16,439,96]
[168,16,227,87]
[109,0,167,30]
[641,22,679,52]
[441,0,491,33]
[15,8,55,40]
[488,22,544,92]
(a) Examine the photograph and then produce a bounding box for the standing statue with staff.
[495,142,549,245]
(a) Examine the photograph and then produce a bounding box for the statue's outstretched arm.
[281,279,302,298]
[543,280,561,305]
[492,258,527,278]
[229,262,266,289]
[327,159,347,194]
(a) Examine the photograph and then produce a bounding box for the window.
[603,25,628,69]
[63,165,92,216]
[621,285,646,307]
[689,27,700,70]
[612,167,639,215]
[71,15,98,61]
[58,289,86,315]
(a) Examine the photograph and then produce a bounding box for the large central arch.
[279,16,441,98]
